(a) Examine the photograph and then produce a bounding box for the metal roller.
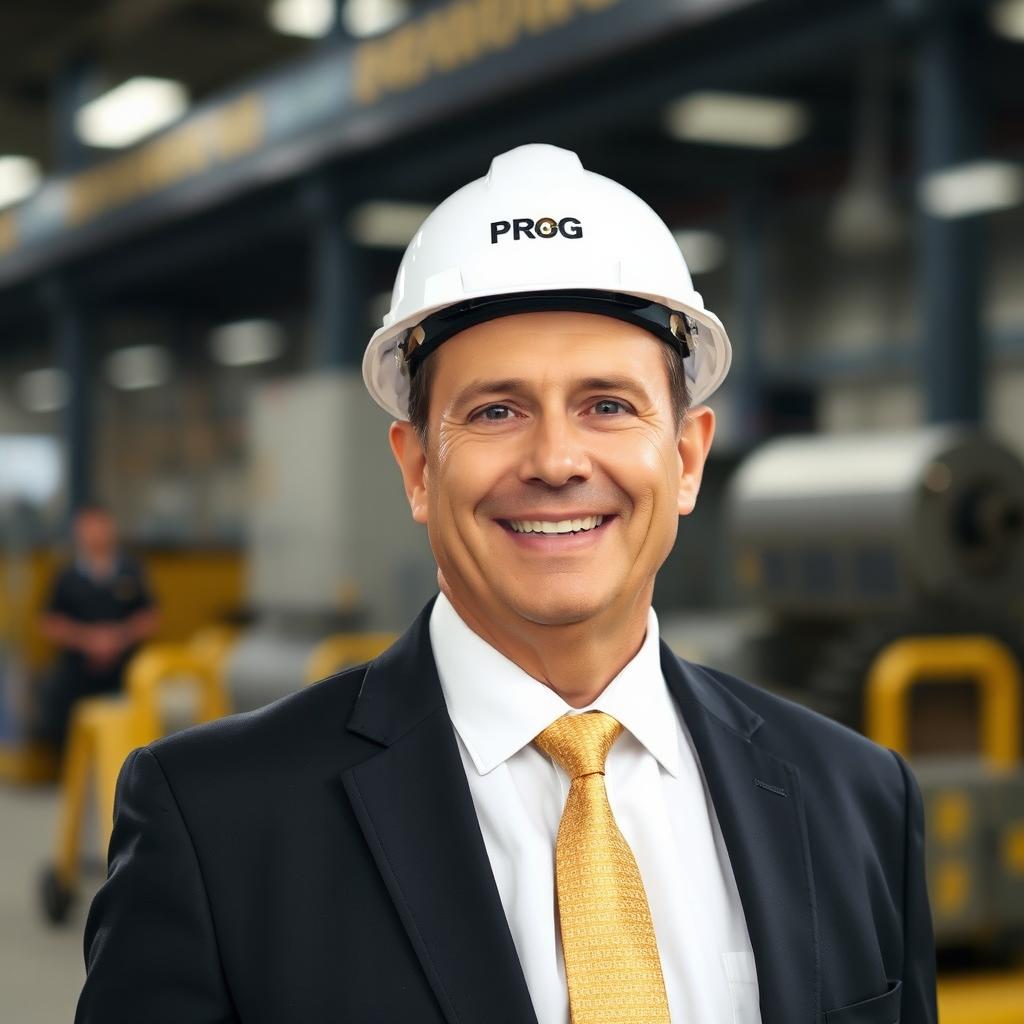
[725,424,1024,618]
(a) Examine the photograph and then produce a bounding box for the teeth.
[508,515,605,534]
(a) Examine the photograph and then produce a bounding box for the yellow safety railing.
[187,622,240,692]
[865,635,1022,770]
[47,639,233,912]
[304,632,396,685]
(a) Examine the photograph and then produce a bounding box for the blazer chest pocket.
[824,978,901,1024]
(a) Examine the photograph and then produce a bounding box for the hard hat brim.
[363,286,732,421]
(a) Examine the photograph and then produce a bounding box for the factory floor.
[0,780,103,1023]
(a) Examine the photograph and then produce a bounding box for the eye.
[472,404,515,421]
[591,398,630,415]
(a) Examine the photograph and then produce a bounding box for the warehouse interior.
[3,0,1024,1019]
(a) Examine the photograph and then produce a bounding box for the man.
[38,503,159,760]
[77,145,936,1023]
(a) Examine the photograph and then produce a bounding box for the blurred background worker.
[35,504,159,761]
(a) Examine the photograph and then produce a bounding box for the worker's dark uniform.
[36,553,155,759]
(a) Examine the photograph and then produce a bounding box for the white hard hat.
[362,143,732,420]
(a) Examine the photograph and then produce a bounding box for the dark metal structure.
[0,0,1018,517]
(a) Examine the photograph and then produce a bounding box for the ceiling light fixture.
[17,368,68,413]
[342,0,409,37]
[349,200,433,247]
[991,0,1024,42]
[664,91,809,148]
[268,0,335,38]
[672,229,727,274]
[75,77,189,149]
[919,159,1024,219]
[210,320,286,367]
[0,155,41,210]
[105,345,173,390]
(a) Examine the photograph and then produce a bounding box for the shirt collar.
[429,592,682,779]
[75,551,121,583]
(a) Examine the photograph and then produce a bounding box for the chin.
[504,589,613,628]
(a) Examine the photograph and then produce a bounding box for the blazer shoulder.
[146,661,375,783]
[688,658,904,797]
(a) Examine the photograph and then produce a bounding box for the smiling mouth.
[500,514,610,535]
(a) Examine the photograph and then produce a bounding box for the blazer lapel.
[661,645,821,1024]
[341,599,538,1024]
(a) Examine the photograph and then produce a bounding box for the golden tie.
[533,711,671,1024]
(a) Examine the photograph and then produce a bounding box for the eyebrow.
[451,375,653,410]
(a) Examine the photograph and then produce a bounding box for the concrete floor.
[0,781,104,1023]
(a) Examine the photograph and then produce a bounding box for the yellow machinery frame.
[866,634,1021,770]
[46,641,232,918]
[864,634,1024,1023]
[304,632,397,685]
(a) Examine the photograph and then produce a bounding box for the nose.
[518,410,592,487]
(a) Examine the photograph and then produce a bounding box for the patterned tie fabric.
[533,711,671,1023]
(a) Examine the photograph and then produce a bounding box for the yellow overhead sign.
[353,0,622,104]
[67,93,265,229]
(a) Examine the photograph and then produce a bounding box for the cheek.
[605,431,678,509]
[432,434,505,519]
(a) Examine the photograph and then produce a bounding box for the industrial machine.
[0,436,63,783]
[222,370,436,712]
[667,424,1024,965]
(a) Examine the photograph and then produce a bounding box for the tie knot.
[533,711,623,779]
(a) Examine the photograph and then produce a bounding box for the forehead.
[77,509,112,527]
[430,310,666,385]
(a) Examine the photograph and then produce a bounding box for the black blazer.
[76,597,937,1024]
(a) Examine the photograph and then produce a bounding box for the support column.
[52,56,98,172]
[915,4,985,424]
[46,279,92,529]
[732,193,765,445]
[305,175,363,369]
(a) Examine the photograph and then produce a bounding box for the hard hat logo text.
[490,217,583,244]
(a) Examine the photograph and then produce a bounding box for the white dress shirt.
[429,593,762,1024]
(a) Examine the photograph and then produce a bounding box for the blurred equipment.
[724,424,1024,727]
[38,642,231,925]
[714,424,1024,956]
[0,437,62,783]
[223,371,433,711]
[866,633,1024,951]
[828,49,905,254]
[304,632,398,685]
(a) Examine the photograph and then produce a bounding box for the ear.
[388,420,429,525]
[677,404,716,517]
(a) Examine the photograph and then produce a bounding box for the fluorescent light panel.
[210,320,285,367]
[350,200,433,248]
[672,229,726,274]
[991,0,1024,41]
[75,77,189,149]
[342,0,409,37]
[268,0,410,39]
[268,0,335,37]
[105,345,172,390]
[919,160,1024,219]
[665,91,809,148]
[17,368,68,413]
[0,155,41,210]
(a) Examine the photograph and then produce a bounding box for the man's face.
[74,509,116,561]
[389,311,715,632]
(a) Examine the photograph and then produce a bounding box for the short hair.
[408,335,691,443]
[74,500,112,519]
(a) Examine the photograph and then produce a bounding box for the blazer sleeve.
[890,749,939,1024]
[75,746,239,1024]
